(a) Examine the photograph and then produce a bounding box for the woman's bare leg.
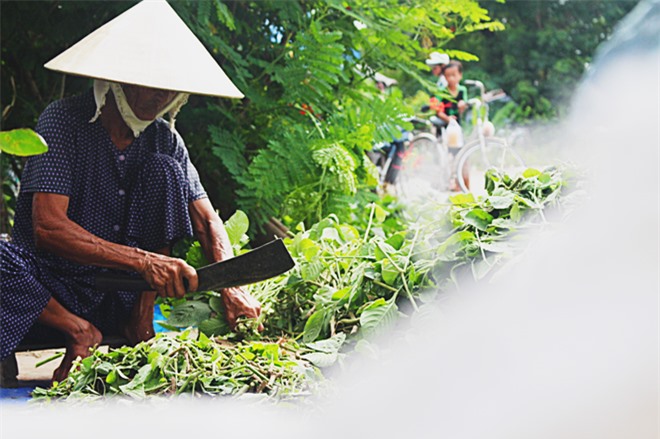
[37,297,102,382]
[123,290,156,345]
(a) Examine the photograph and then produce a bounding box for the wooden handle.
[95,273,152,292]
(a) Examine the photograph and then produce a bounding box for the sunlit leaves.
[224,209,250,248]
[0,129,48,156]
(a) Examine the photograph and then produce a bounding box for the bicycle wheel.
[397,133,450,196]
[455,137,525,194]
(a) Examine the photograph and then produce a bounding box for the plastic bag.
[445,119,464,148]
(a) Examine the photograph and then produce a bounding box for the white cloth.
[90,79,189,137]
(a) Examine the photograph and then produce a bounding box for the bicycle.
[368,133,411,194]
[398,80,525,195]
[394,116,451,196]
[453,79,525,193]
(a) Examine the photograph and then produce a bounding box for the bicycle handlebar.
[464,79,485,97]
[406,116,431,126]
[466,98,482,108]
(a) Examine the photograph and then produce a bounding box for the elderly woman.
[0,1,260,381]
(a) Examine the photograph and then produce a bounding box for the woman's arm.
[189,198,262,329]
[33,192,198,297]
[188,197,233,263]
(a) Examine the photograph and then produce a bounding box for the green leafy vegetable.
[32,331,319,401]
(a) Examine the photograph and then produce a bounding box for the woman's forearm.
[197,216,233,263]
[189,198,234,264]
[32,193,147,272]
[35,216,147,272]
[33,192,198,296]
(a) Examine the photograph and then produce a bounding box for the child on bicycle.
[430,61,468,124]
[429,61,470,191]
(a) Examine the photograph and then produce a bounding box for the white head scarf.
[90,79,189,137]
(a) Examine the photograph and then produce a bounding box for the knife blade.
[95,239,295,292]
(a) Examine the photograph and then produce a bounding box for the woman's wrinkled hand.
[221,287,263,331]
[139,252,198,298]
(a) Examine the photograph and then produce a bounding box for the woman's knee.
[0,241,38,278]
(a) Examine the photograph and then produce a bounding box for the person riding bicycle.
[430,61,468,125]
[425,52,450,88]
[430,61,470,191]
[424,57,466,137]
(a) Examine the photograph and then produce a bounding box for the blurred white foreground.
[1,2,658,438]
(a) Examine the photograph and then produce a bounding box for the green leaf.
[510,202,522,222]
[305,333,346,354]
[522,168,541,178]
[436,230,475,260]
[224,210,249,247]
[331,286,351,302]
[385,232,405,250]
[198,317,231,337]
[478,240,512,253]
[154,320,182,331]
[449,192,476,205]
[359,297,399,336]
[338,224,360,242]
[0,129,48,156]
[301,351,338,368]
[373,204,388,223]
[213,0,235,30]
[538,173,552,184]
[209,296,224,314]
[381,259,399,285]
[303,308,330,343]
[321,226,341,243]
[301,260,324,281]
[122,364,152,391]
[299,238,320,262]
[444,49,479,62]
[374,241,396,261]
[166,301,212,327]
[488,188,515,209]
[185,242,208,269]
[106,369,117,385]
[464,209,494,231]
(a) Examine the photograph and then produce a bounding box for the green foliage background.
[0,0,633,233]
[444,1,637,123]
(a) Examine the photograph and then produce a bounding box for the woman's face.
[121,84,178,120]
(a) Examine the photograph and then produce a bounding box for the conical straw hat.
[44,0,243,98]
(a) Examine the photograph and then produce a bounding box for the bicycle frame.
[463,79,490,144]
[456,80,524,193]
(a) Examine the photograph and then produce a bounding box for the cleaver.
[95,239,295,293]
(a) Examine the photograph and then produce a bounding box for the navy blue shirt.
[12,90,207,278]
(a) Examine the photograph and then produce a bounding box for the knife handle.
[95,273,194,293]
[95,273,152,292]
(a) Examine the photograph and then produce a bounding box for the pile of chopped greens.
[32,330,323,401]
[33,166,574,401]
